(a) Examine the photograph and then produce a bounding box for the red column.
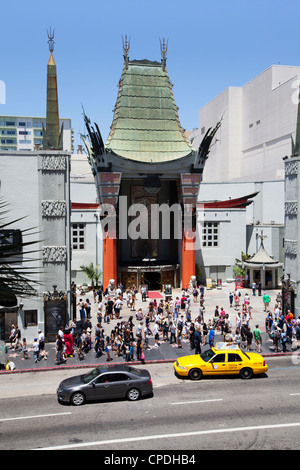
[181,230,195,290]
[103,232,117,290]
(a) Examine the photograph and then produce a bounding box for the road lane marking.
[171,399,223,405]
[0,412,71,422]
[33,421,300,450]
[290,393,300,396]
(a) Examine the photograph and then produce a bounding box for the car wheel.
[127,388,141,401]
[71,392,86,406]
[189,368,203,380]
[240,367,253,380]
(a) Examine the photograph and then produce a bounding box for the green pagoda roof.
[105,59,194,163]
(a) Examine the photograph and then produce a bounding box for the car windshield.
[81,368,102,384]
[200,349,216,362]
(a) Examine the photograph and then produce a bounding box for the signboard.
[235,276,243,289]
[0,340,7,362]
[45,299,66,342]
[206,277,213,289]
[164,284,172,295]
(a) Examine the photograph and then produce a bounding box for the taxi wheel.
[240,367,253,380]
[189,368,203,380]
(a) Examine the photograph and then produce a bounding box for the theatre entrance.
[143,272,161,291]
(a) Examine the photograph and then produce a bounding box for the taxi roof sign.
[214,342,240,350]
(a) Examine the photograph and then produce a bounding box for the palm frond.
[0,197,42,304]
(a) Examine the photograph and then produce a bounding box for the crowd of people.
[5,282,300,368]
[263,292,300,353]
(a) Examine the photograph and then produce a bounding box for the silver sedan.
[57,364,153,406]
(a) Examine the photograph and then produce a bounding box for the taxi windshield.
[200,349,215,362]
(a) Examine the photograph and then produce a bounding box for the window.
[228,353,243,363]
[107,373,130,382]
[200,349,216,362]
[0,229,22,253]
[96,373,129,383]
[24,310,38,327]
[212,353,226,363]
[1,138,17,144]
[72,223,85,250]
[96,374,111,384]
[1,130,16,135]
[202,222,219,247]
[19,130,31,135]
[19,140,32,144]
[18,121,31,127]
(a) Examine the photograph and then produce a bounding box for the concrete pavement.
[1,282,293,374]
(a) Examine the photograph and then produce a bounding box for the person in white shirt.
[38,329,47,360]
[154,321,160,348]
[136,321,143,338]
[114,298,122,319]
[33,338,40,363]
[144,326,150,350]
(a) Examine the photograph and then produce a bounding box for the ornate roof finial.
[160,37,168,71]
[47,27,55,53]
[160,37,168,60]
[257,230,267,248]
[122,35,130,58]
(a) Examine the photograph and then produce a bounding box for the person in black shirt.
[56,334,66,365]
[107,298,114,320]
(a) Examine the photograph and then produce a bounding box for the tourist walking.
[104,336,113,361]
[253,325,262,353]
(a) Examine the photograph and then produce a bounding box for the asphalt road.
[1,356,300,452]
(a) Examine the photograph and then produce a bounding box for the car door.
[88,372,114,401]
[107,372,132,398]
[207,353,227,374]
[93,372,132,400]
[227,353,244,375]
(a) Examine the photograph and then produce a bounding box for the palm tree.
[0,197,41,307]
[79,262,102,288]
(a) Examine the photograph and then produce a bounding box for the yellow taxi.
[174,342,268,380]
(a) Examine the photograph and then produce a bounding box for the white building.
[70,151,101,286]
[184,65,300,286]
[283,155,300,317]
[0,150,72,342]
[0,115,73,152]
[193,65,300,183]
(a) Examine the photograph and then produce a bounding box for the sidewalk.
[1,283,293,373]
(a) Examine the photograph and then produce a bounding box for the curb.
[0,352,295,375]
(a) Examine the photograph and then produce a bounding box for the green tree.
[79,262,102,288]
[233,252,251,279]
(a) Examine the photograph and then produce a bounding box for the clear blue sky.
[1,0,300,150]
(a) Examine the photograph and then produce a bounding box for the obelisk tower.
[43,28,63,150]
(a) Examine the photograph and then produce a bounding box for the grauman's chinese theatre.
[82,38,220,290]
